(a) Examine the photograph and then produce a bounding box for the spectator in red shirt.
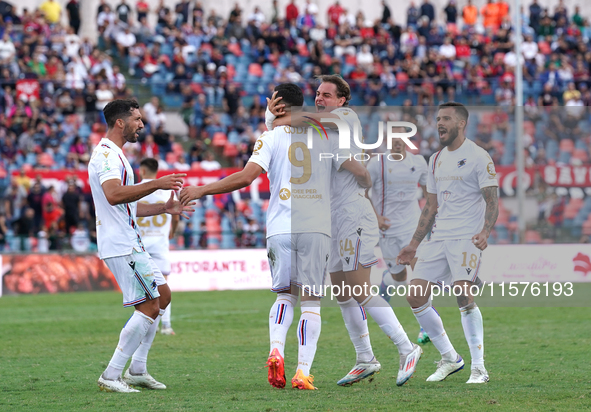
[327,1,344,26]
[42,201,63,232]
[286,0,298,24]
[136,0,149,22]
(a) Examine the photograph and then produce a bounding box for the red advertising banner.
[16,79,40,102]
[496,165,591,196]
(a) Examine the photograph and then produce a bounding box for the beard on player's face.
[439,124,459,147]
[123,122,140,143]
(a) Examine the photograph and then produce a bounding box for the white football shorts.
[266,233,330,297]
[379,231,414,274]
[104,249,166,307]
[411,239,483,286]
[146,248,172,276]
[329,198,379,273]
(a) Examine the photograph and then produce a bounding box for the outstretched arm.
[471,186,499,250]
[179,162,263,204]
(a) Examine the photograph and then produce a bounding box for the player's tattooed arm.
[481,186,499,236]
[411,192,438,244]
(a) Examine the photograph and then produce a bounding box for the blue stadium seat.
[162,94,184,108]
[558,151,571,164]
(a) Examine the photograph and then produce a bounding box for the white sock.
[412,302,457,362]
[361,295,413,355]
[338,298,374,363]
[161,303,172,328]
[129,309,165,375]
[392,280,407,289]
[460,303,484,368]
[103,311,153,380]
[269,294,297,357]
[297,301,321,376]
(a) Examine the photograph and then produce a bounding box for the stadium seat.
[525,230,542,244]
[212,132,228,147]
[572,149,588,163]
[248,63,263,77]
[223,143,238,157]
[559,139,575,153]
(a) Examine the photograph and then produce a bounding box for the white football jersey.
[88,138,145,259]
[367,151,428,237]
[329,107,366,209]
[136,178,172,253]
[248,126,348,238]
[427,138,498,241]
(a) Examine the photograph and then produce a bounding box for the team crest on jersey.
[487,162,496,177]
[457,159,467,168]
[279,188,291,200]
[443,190,451,201]
[253,140,263,153]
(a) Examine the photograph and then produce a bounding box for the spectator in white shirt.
[521,34,538,60]
[116,27,136,56]
[95,82,114,111]
[143,96,160,124]
[356,44,374,71]
[248,6,266,27]
[438,37,456,59]
[200,152,221,171]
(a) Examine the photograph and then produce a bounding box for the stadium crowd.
[1,0,591,251]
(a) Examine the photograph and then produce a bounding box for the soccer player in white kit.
[270,75,422,387]
[398,102,499,384]
[180,84,372,390]
[89,99,192,393]
[138,158,180,335]
[366,130,430,344]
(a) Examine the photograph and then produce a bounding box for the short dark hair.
[274,83,304,107]
[140,158,159,174]
[103,99,140,128]
[316,75,352,106]
[438,102,469,128]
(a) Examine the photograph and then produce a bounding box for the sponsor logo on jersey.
[443,190,451,201]
[102,159,111,172]
[103,151,109,158]
[356,228,363,236]
[466,267,472,275]
[279,188,291,200]
[128,260,136,270]
[457,158,467,168]
[411,166,415,173]
[345,257,350,264]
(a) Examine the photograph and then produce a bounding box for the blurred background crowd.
[1,0,591,252]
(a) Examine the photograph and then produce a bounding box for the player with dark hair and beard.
[89,99,192,392]
[398,102,499,384]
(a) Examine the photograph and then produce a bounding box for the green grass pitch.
[1,290,589,411]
